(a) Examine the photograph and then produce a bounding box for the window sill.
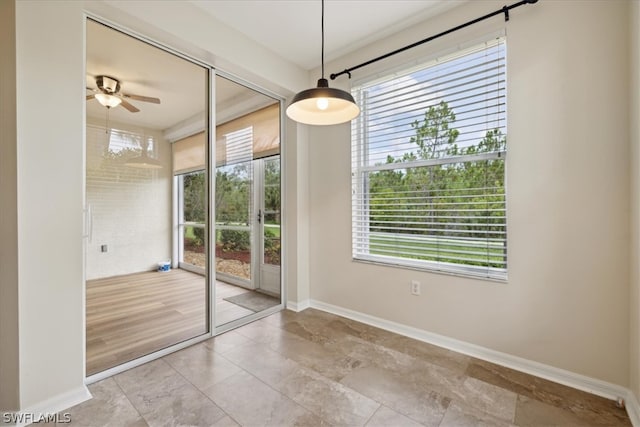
[352,255,508,283]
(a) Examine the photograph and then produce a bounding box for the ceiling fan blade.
[120,99,140,113]
[86,94,95,101]
[123,93,161,104]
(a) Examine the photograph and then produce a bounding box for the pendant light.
[124,151,163,169]
[286,0,360,125]
[124,139,162,169]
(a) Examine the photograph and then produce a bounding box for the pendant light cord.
[321,0,325,79]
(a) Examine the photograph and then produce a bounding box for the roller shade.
[172,132,206,175]
[172,103,280,174]
[216,103,280,166]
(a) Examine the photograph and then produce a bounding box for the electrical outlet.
[101,244,108,253]
[411,280,421,296]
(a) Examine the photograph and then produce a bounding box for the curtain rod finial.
[503,6,509,21]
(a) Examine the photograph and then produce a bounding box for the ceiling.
[86,1,466,132]
[87,20,275,132]
[86,20,209,131]
[190,0,466,70]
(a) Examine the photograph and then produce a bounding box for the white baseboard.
[626,390,640,427]
[286,299,310,312]
[10,385,92,427]
[309,299,636,422]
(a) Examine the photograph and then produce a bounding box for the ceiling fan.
[86,75,161,112]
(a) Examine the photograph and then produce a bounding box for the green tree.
[264,158,281,224]
[410,101,460,160]
[183,171,206,223]
[216,163,251,225]
[367,100,507,267]
[183,171,206,245]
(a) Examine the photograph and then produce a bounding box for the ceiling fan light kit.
[94,93,122,108]
[86,75,164,168]
[286,0,360,126]
[87,75,160,113]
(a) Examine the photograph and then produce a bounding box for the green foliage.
[192,227,206,247]
[367,101,507,268]
[264,227,281,265]
[216,164,250,224]
[264,158,281,223]
[220,229,250,252]
[183,172,206,223]
[410,101,460,159]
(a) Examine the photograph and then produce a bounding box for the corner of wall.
[283,115,312,307]
[0,0,20,413]
[294,123,311,303]
[630,0,640,403]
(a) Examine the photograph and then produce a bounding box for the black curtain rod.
[330,0,538,80]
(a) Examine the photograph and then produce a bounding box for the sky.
[352,37,507,168]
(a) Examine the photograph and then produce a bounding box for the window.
[177,170,206,271]
[351,37,507,280]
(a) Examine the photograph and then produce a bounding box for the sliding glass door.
[214,75,282,327]
[85,19,209,376]
[86,19,283,376]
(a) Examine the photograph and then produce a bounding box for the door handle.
[84,204,93,243]
[257,209,262,224]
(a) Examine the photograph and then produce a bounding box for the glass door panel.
[85,19,209,376]
[215,161,253,286]
[214,75,282,327]
[258,156,281,295]
[179,171,206,271]
[262,156,281,266]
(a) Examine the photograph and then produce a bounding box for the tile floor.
[62,308,631,426]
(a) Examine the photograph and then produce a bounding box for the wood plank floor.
[86,269,208,376]
[215,281,255,326]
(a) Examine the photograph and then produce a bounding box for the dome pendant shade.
[287,78,360,125]
[95,93,122,108]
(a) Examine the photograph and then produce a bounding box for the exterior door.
[255,156,281,295]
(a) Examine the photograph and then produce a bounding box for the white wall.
[307,0,631,386]
[15,0,87,409]
[283,118,303,304]
[0,0,20,413]
[630,0,640,400]
[85,120,172,280]
[291,123,311,306]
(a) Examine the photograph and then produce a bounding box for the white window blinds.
[351,37,507,280]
